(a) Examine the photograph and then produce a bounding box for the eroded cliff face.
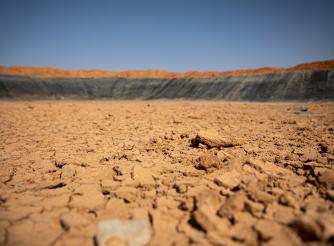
[0,70,333,101]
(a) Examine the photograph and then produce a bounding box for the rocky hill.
[0,69,333,101]
[1,60,334,78]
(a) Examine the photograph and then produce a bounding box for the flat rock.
[96,219,152,246]
[191,131,239,148]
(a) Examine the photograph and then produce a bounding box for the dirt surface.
[0,101,333,246]
[1,60,333,78]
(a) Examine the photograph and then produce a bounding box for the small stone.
[96,219,151,246]
[191,131,239,149]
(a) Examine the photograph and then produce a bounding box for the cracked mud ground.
[0,101,333,246]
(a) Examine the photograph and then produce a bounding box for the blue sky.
[0,0,333,71]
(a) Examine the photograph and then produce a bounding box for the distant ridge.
[0,60,333,78]
[1,69,333,101]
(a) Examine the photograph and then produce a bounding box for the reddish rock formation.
[0,60,333,78]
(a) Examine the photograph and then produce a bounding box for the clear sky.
[0,0,333,71]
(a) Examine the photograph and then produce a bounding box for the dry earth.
[1,60,333,78]
[0,101,333,246]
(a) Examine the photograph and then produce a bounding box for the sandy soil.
[0,101,333,246]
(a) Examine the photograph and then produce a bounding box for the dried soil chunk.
[265,203,297,224]
[316,168,334,189]
[217,192,247,218]
[0,221,9,245]
[227,223,258,246]
[290,212,334,242]
[214,169,241,189]
[60,210,93,229]
[8,219,63,246]
[131,165,155,187]
[279,192,299,209]
[193,203,230,235]
[70,184,105,209]
[244,158,305,187]
[195,153,224,172]
[245,199,264,217]
[255,219,284,241]
[290,214,323,241]
[191,131,239,148]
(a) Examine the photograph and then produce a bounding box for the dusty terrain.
[1,60,334,78]
[0,101,333,246]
